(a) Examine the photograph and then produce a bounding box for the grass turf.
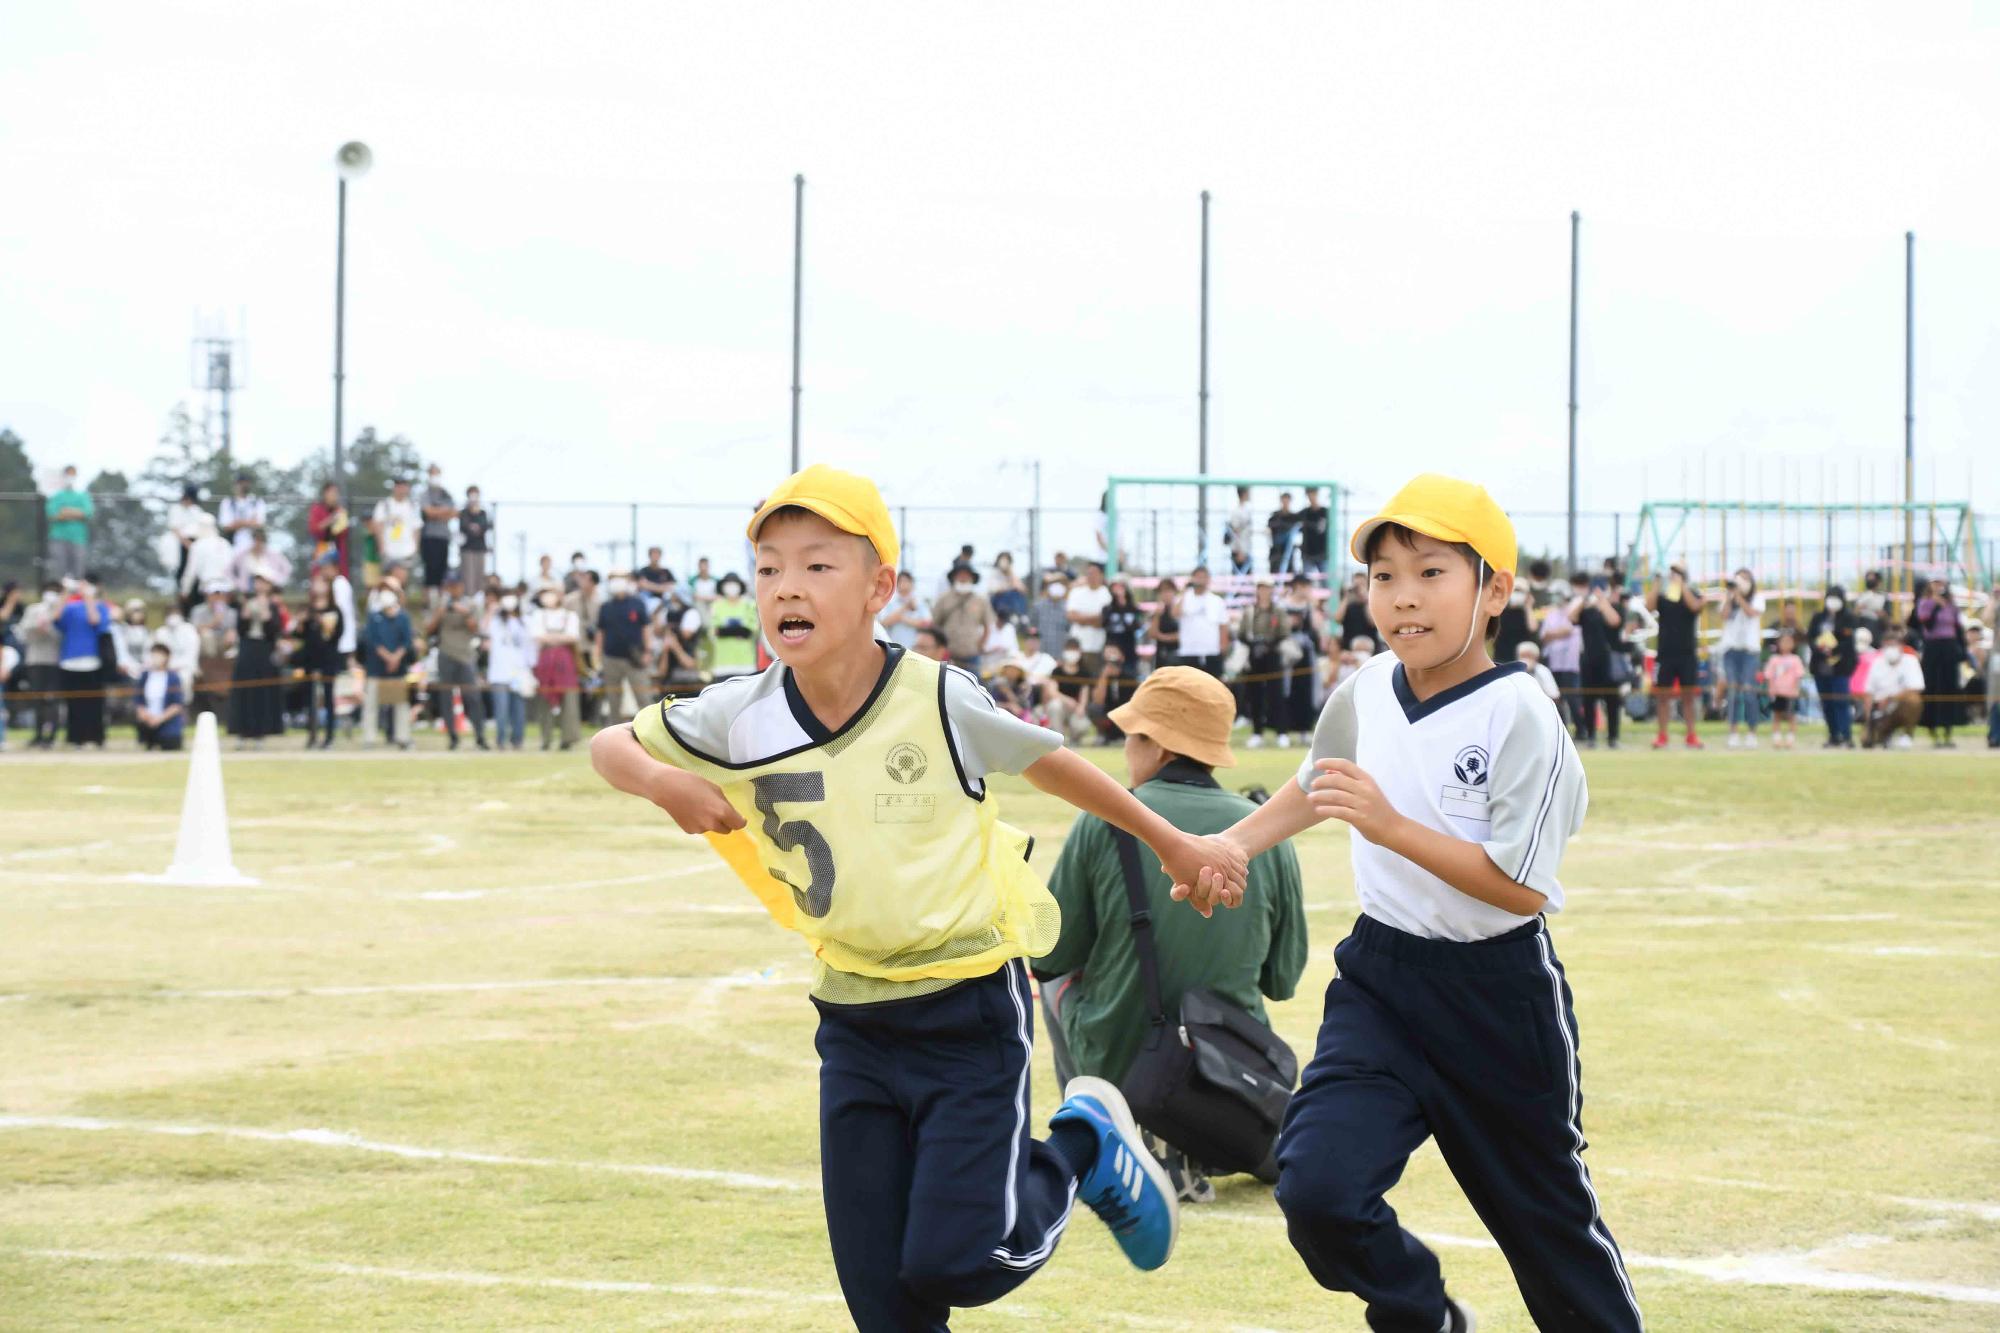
[0,726,1995,1330]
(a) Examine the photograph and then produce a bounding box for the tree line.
[0,406,426,592]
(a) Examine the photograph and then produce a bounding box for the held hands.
[649,767,747,837]
[1308,759,1402,845]
[1167,832,1249,919]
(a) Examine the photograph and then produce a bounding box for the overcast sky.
[3,2,1995,574]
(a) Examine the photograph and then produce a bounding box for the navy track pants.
[1276,914,1643,1332]
[814,960,1080,1331]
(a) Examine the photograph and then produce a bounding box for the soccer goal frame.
[1103,473,1343,579]
[1625,498,1988,596]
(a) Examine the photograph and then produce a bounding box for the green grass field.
[2,729,1996,1331]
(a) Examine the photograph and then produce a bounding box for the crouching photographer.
[1034,667,1309,1202]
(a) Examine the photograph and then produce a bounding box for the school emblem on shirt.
[1452,745,1491,787]
[885,742,929,785]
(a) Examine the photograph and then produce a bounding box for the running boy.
[1185,474,1642,1331]
[591,466,1248,1331]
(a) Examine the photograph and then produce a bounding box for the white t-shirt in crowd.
[372,496,421,563]
[1226,502,1255,555]
[1066,583,1113,654]
[1719,592,1767,652]
[1299,652,1587,942]
[1176,587,1230,658]
[218,495,268,552]
[1866,650,1925,701]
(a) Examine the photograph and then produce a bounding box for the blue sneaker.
[1050,1075,1178,1270]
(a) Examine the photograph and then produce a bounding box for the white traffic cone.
[152,712,258,886]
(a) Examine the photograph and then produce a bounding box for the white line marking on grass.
[1814,944,2000,960]
[1194,1212,2000,1304]
[270,833,456,876]
[1596,1166,2000,1222]
[392,864,719,900]
[0,1116,811,1192]
[7,1249,1291,1331]
[0,970,792,1005]
[10,1248,846,1306]
[1775,984,1952,1052]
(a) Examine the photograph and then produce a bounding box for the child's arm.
[1172,778,1323,917]
[1307,759,1547,916]
[1023,748,1247,905]
[589,723,746,835]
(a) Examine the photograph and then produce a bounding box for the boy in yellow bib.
[592,465,1247,1331]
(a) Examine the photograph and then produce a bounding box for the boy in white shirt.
[1186,475,1641,1333]
[1174,567,1231,678]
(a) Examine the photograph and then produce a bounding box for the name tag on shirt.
[874,794,936,824]
[1440,784,1491,824]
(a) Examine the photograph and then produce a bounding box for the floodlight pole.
[791,174,805,473]
[1903,230,1914,597]
[1567,210,1580,574]
[333,176,350,505]
[1197,190,1211,565]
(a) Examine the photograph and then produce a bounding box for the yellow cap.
[1349,473,1517,577]
[746,465,900,569]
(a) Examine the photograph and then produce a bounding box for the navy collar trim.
[1392,660,1527,723]
[782,641,904,744]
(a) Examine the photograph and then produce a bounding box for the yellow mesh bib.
[636,652,1059,1003]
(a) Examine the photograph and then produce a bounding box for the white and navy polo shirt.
[1297,651,1587,942]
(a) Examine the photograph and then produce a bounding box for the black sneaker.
[1445,1294,1477,1332]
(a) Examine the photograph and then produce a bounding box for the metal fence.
[4,489,1996,598]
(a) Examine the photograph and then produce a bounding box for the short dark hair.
[1528,558,1552,581]
[1360,522,1498,582]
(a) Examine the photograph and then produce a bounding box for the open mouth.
[777,616,816,645]
[1392,626,1431,640]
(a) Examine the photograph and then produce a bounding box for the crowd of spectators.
[3,470,1997,756]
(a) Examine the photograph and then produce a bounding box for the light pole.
[333,141,372,519]
[1567,210,1580,575]
[790,173,805,473]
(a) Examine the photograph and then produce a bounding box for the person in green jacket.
[1037,665,1309,1201]
[45,465,94,580]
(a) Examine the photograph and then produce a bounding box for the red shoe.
[1651,734,1670,750]
[1685,734,1705,749]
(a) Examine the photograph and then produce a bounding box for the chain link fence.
[4,489,1995,599]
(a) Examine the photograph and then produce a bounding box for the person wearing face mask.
[1032,576,1072,658]
[562,551,590,595]
[1863,628,1926,749]
[483,593,534,749]
[594,572,652,717]
[362,586,416,749]
[530,589,582,750]
[150,604,201,683]
[1716,567,1767,748]
[55,578,110,748]
[1065,563,1114,680]
[1807,586,1858,747]
[706,574,760,679]
[932,566,996,676]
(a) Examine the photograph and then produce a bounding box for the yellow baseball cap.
[1349,473,1518,577]
[746,464,900,569]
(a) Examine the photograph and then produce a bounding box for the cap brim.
[746,496,877,556]
[1349,512,1477,564]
